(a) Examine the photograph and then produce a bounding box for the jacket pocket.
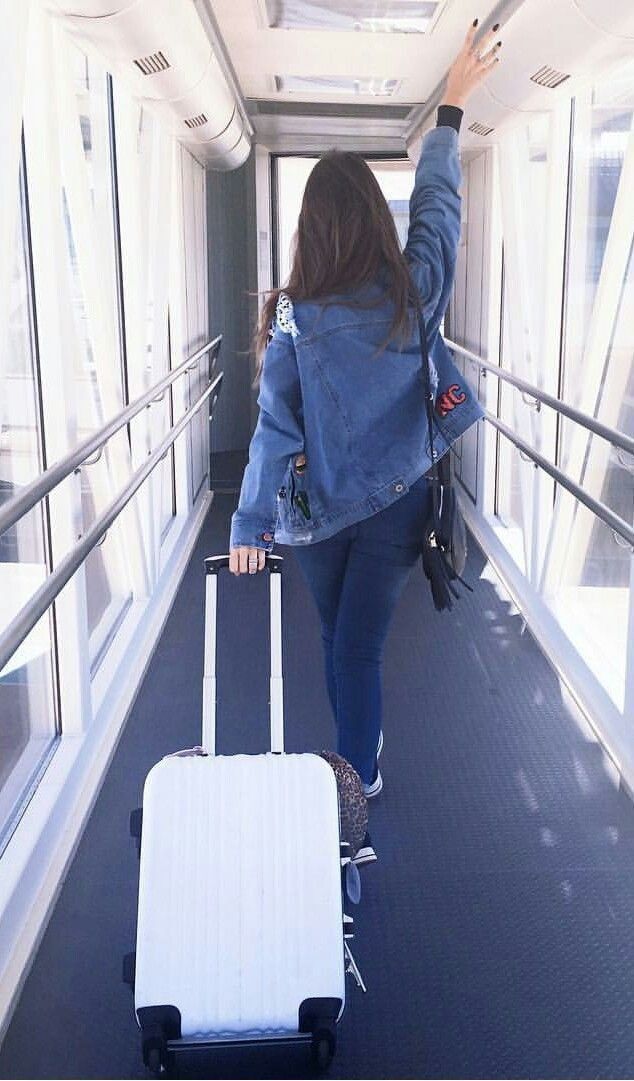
[279,454,314,529]
[277,459,308,530]
[291,453,312,521]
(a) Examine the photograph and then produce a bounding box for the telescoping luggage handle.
[203,554,284,756]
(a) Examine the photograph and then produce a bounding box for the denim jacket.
[229,125,484,552]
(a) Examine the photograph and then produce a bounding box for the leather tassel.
[426,546,454,611]
[421,541,468,611]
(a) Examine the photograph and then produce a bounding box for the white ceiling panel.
[200,0,634,158]
[209,0,502,104]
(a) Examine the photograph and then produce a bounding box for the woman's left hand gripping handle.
[229,544,269,575]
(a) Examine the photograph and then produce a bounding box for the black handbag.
[412,293,473,612]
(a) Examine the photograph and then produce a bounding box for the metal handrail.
[484,410,634,549]
[0,369,223,675]
[0,336,222,539]
[444,337,634,459]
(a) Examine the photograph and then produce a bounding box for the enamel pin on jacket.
[229,125,485,553]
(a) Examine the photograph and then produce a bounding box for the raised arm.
[403,122,463,341]
[404,19,502,337]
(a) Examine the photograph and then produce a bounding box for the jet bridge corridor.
[0,0,632,1077]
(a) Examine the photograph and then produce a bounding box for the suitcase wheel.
[299,999,339,1071]
[146,1044,176,1078]
[138,1006,180,1077]
[145,1037,170,1078]
[147,1047,163,1077]
[310,1023,336,1071]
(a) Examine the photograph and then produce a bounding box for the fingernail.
[492,22,499,30]
[473,17,478,26]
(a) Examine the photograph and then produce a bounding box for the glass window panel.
[63,45,132,665]
[113,94,154,386]
[495,282,528,574]
[495,115,552,572]
[114,94,177,537]
[547,497,630,712]
[160,413,176,540]
[158,312,176,541]
[153,357,176,539]
[182,153,207,502]
[66,47,120,424]
[560,80,633,508]
[0,165,58,853]
[183,160,199,501]
[194,163,209,498]
[523,115,550,367]
[546,74,634,709]
[158,315,176,543]
[496,267,529,571]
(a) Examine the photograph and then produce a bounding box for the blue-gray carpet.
[1,490,634,1079]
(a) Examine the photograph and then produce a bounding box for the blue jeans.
[289,473,433,785]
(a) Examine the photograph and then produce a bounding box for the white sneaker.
[353,830,377,866]
[363,769,383,799]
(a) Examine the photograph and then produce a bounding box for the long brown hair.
[250,151,417,390]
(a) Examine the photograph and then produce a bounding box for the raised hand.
[441,18,502,110]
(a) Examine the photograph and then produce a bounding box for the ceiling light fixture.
[265,0,442,34]
[275,74,401,95]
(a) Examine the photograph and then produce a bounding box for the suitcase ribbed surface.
[134,752,345,1040]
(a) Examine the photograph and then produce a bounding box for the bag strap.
[411,290,443,541]
[410,288,475,603]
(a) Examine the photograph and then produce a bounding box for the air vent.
[468,120,495,137]
[133,51,170,76]
[248,98,414,120]
[530,65,570,89]
[184,113,209,129]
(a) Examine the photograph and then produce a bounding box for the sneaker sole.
[363,770,383,799]
[353,845,378,866]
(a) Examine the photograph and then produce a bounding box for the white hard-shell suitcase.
[125,554,349,1076]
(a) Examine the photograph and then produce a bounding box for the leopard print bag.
[319,750,368,860]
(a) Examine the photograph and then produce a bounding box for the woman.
[229,18,501,796]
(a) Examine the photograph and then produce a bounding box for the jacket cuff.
[436,104,463,133]
[230,514,277,552]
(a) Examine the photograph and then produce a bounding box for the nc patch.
[435,383,467,418]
